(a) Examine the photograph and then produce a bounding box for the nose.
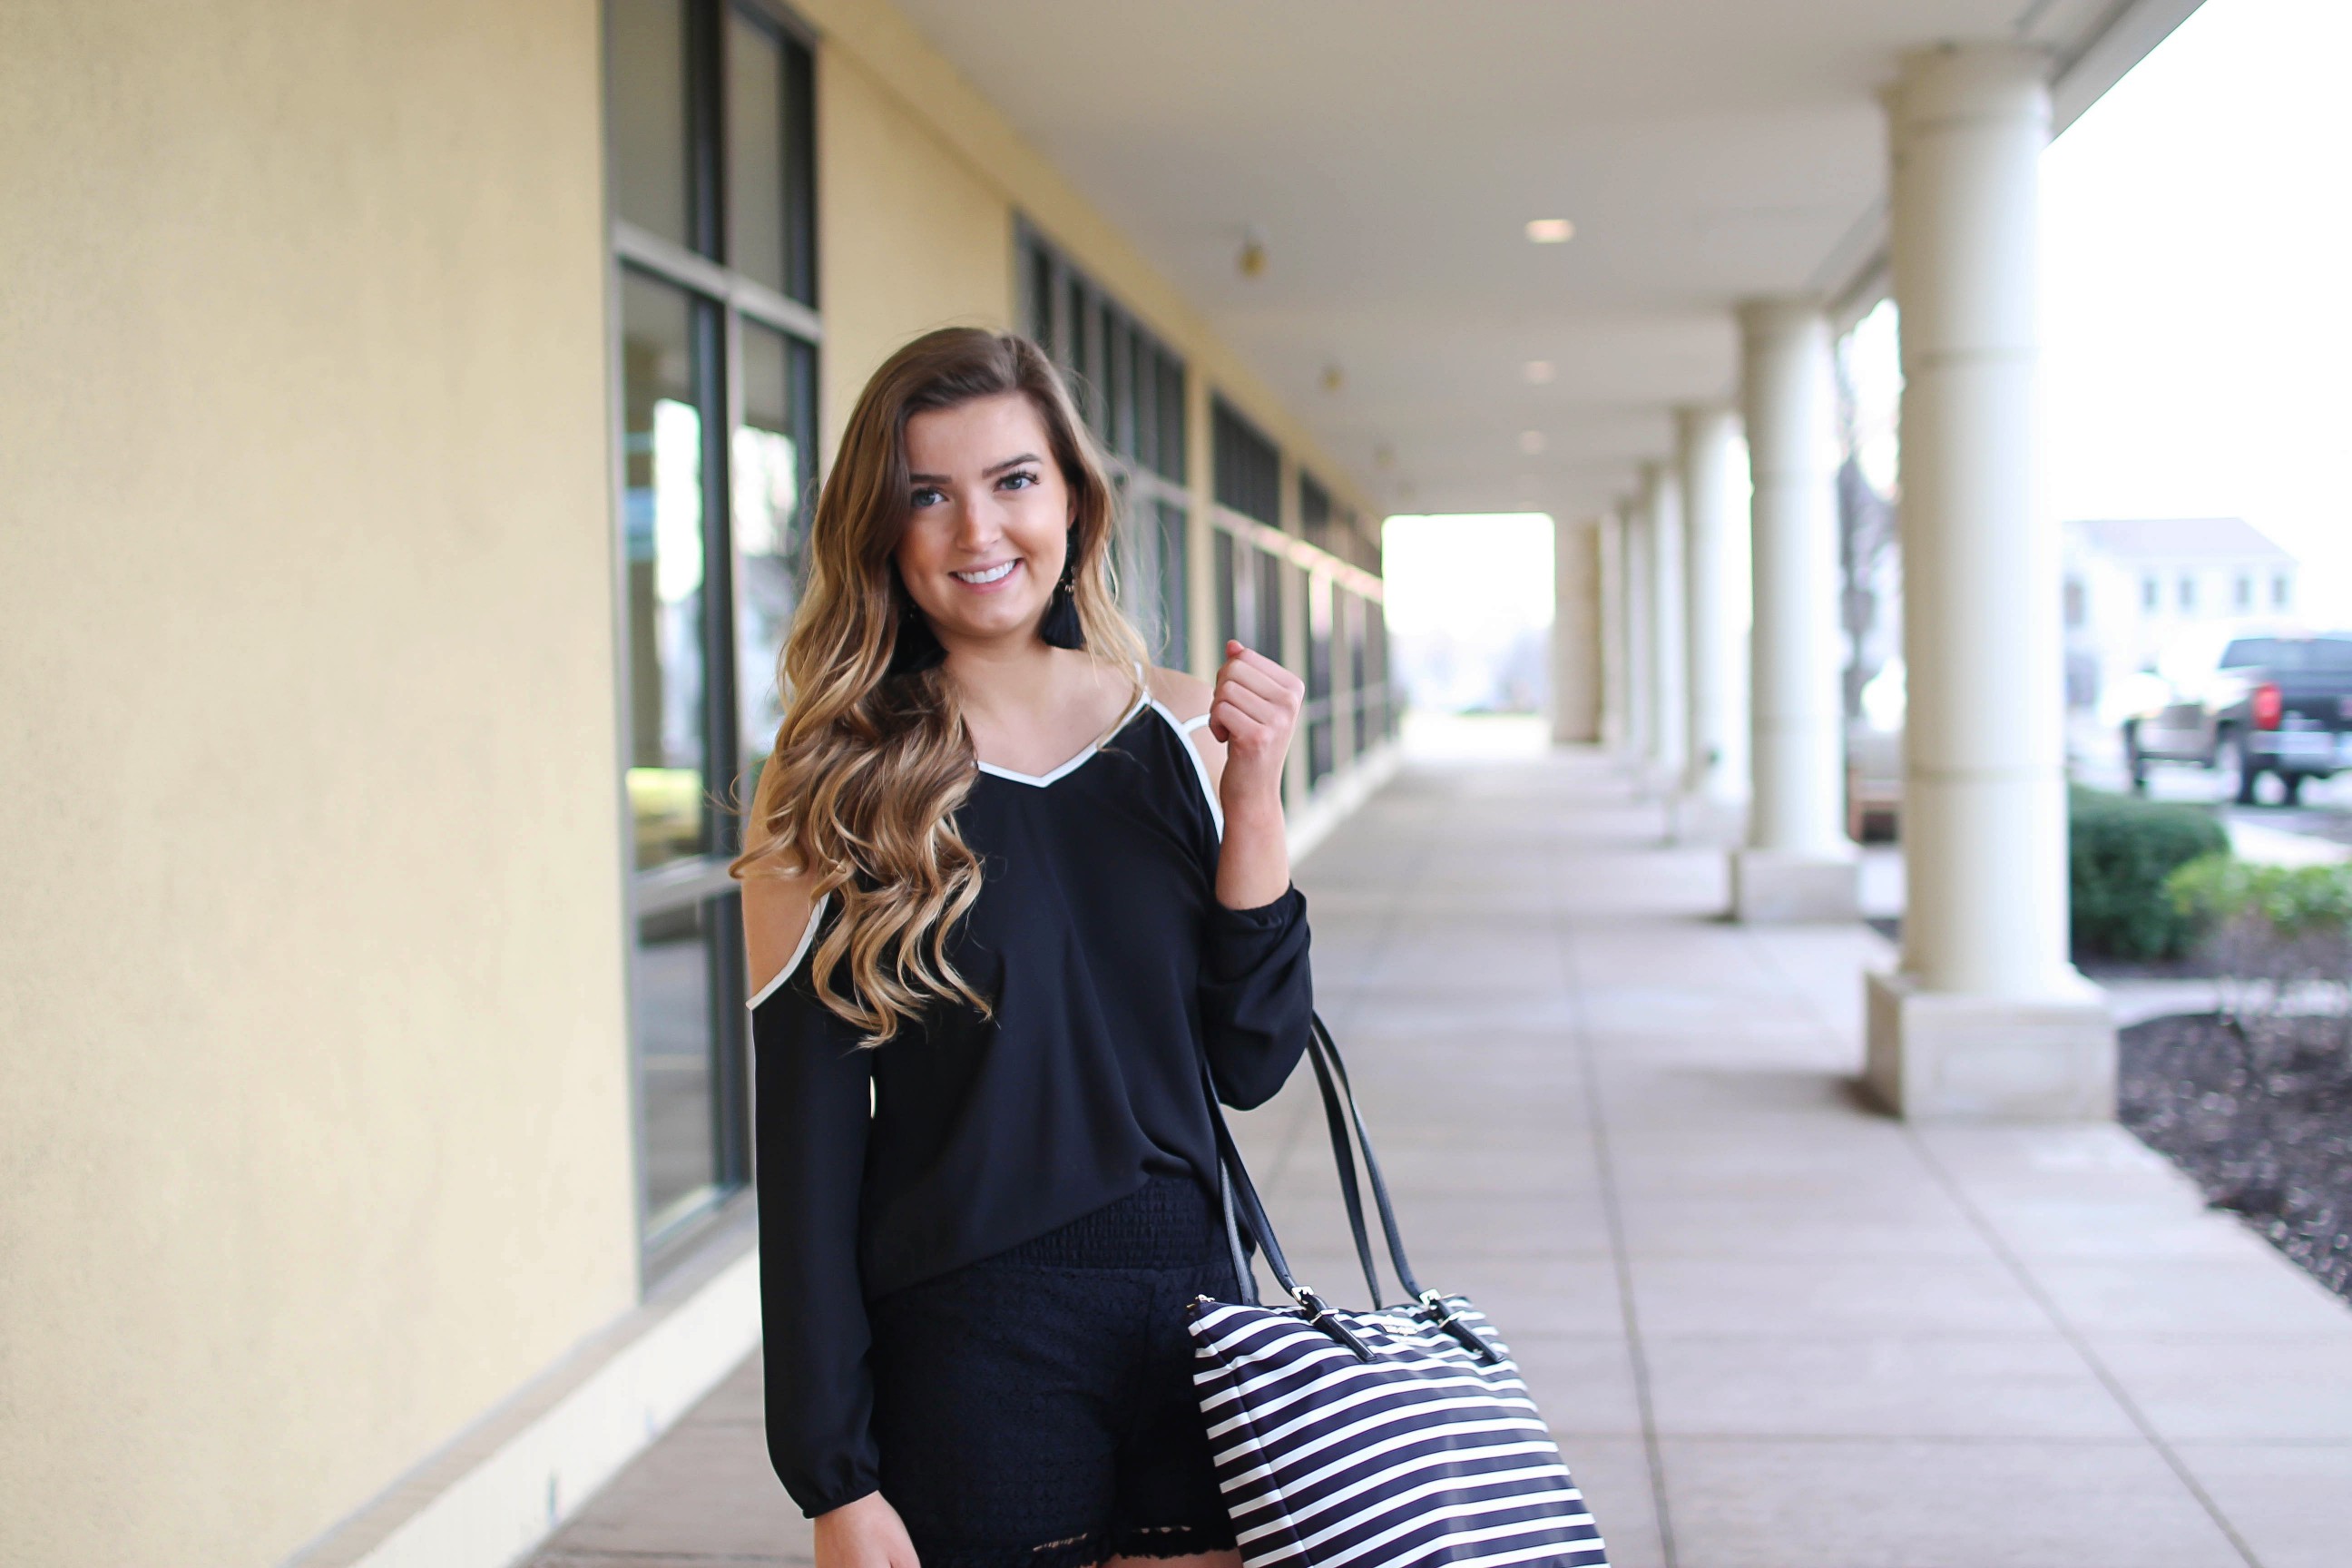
[952,491,1006,554]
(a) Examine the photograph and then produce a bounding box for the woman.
[736,327,1313,1568]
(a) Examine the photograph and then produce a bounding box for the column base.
[1730,846,1858,922]
[1864,969,2115,1121]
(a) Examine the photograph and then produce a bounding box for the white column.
[1550,515,1602,744]
[1620,498,1653,768]
[1731,299,1857,919]
[1642,461,1688,789]
[1867,43,2111,1120]
[1678,407,1746,830]
[1597,513,1630,749]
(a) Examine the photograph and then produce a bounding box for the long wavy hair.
[732,328,1151,1044]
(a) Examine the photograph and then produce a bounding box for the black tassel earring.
[1037,524,1086,650]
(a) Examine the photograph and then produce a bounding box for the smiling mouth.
[950,561,1019,585]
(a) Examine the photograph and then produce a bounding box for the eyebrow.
[907,453,1044,485]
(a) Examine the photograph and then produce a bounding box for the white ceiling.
[890,0,2183,523]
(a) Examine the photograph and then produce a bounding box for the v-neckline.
[972,689,1152,788]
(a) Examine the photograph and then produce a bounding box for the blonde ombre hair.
[733,328,1150,1044]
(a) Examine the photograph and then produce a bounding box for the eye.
[910,485,946,509]
[998,469,1041,492]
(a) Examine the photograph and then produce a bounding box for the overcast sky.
[2043,0,2352,622]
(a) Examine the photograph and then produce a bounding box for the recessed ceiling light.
[1525,218,1575,244]
[1523,360,1555,385]
[1519,430,1547,455]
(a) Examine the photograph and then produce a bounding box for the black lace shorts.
[867,1172,1241,1568]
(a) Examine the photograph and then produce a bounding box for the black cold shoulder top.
[749,679,1314,1518]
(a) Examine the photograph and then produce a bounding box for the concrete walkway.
[534,748,2352,1568]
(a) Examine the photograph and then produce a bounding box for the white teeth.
[952,562,1016,584]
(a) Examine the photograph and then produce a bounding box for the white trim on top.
[1150,699,1225,840]
[971,667,1153,789]
[745,891,829,1010]
[973,727,1126,788]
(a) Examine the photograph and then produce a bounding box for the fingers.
[1214,681,1283,730]
[1212,641,1303,754]
[1211,686,1289,755]
[1217,641,1305,707]
[1221,640,1298,690]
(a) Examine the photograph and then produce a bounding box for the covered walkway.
[535,744,2352,1568]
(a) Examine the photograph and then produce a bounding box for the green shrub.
[2069,787,2229,959]
[2164,853,2352,1046]
[2166,854,2352,936]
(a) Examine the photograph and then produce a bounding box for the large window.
[1020,226,1192,669]
[609,0,818,1258]
[1343,589,1369,754]
[1299,473,1337,783]
[1213,399,1281,527]
[1306,572,1335,786]
[1210,398,1288,672]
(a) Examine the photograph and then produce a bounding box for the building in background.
[0,5,1393,1563]
[2063,516,2299,711]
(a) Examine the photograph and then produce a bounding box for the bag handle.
[1303,1028,1387,1308]
[1198,1042,1374,1357]
[1306,1014,1426,1302]
[1200,1011,1500,1362]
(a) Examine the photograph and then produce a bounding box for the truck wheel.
[2218,730,2259,806]
[2282,772,2307,807]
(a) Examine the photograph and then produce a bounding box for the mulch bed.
[2122,1012,2352,1306]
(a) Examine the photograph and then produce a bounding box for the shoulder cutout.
[747,891,829,1010]
[1144,664,1226,838]
[1146,664,1213,725]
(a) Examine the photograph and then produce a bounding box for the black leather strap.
[1197,1011,1425,1306]
[1306,1036,1386,1307]
[1308,1014,1426,1302]
[1194,1046,1298,1295]
[1199,1013,1502,1363]
[1212,1152,1259,1307]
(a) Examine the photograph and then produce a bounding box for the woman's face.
[895,391,1074,651]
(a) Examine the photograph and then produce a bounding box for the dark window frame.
[606,0,821,1278]
[1299,470,1333,554]
[1017,220,1193,666]
[1306,570,1334,786]
[1212,397,1281,528]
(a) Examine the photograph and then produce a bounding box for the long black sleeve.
[1198,884,1314,1111]
[751,976,881,1518]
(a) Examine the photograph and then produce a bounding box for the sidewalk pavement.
[534,746,2352,1568]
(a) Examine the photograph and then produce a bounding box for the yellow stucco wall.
[815,44,1018,457]
[0,3,638,1563]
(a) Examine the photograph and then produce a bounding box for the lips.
[950,561,1019,585]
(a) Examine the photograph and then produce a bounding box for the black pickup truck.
[2123,632,2352,804]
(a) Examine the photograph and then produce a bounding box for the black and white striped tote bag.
[1189,1018,1609,1568]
